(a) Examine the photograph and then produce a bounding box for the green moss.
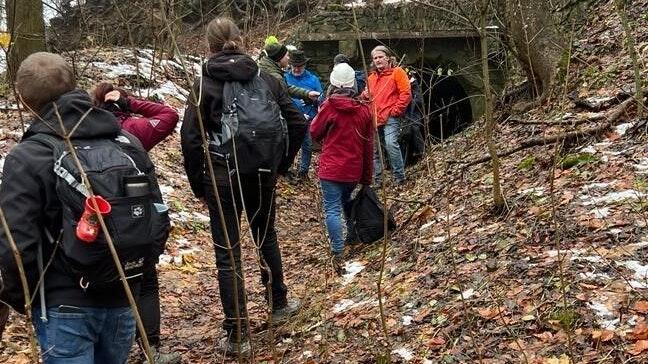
[559,153,596,169]
[518,155,536,170]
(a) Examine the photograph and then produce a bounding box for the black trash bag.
[348,186,397,244]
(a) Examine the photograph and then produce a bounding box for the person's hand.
[104,90,121,102]
[308,91,320,101]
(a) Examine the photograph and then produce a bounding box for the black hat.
[289,50,309,66]
[265,42,288,62]
[333,53,350,65]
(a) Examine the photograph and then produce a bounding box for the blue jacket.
[285,69,323,120]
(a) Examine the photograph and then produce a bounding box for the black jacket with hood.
[181,50,307,198]
[0,90,158,313]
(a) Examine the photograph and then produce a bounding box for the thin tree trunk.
[6,0,46,83]
[481,0,505,211]
[615,0,644,117]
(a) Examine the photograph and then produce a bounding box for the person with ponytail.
[180,17,306,356]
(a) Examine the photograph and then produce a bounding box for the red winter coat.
[310,95,374,185]
[116,97,179,151]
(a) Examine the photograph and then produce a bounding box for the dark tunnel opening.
[400,70,473,165]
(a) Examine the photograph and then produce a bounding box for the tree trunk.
[504,0,565,99]
[615,0,644,118]
[6,0,46,83]
[482,0,506,212]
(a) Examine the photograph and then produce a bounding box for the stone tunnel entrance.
[299,31,503,165]
[420,72,474,141]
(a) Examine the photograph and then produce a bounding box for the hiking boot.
[271,297,301,324]
[142,346,181,364]
[216,336,251,357]
[332,252,346,276]
[344,235,361,246]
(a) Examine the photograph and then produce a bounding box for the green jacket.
[258,56,311,100]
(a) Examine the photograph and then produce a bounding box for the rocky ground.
[2,0,648,363]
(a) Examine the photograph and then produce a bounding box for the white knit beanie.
[329,63,355,89]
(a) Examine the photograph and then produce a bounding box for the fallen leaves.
[628,340,648,355]
[591,329,614,342]
[633,300,648,313]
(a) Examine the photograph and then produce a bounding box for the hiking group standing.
[0,15,412,364]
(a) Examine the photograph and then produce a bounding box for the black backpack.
[28,132,170,290]
[348,186,397,244]
[208,75,287,175]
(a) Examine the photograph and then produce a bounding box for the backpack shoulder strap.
[25,133,89,197]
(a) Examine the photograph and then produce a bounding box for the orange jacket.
[366,66,412,126]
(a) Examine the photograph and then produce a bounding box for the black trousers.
[205,181,288,336]
[136,266,161,347]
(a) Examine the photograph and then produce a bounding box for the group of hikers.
[0,16,414,363]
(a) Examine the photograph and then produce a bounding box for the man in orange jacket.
[365,45,411,185]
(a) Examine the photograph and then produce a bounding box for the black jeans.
[136,266,161,347]
[205,181,288,336]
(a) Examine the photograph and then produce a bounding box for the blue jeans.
[320,180,356,254]
[33,306,136,364]
[299,127,312,174]
[374,117,406,183]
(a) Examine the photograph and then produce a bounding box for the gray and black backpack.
[208,74,288,175]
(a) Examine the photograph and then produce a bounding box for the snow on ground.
[392,347,414,361]
[342,261,365,284]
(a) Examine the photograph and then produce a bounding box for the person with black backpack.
[180,17,307,356]
[0,52,169,363]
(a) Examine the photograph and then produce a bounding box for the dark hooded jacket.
[181,50,307,197]
[0,90,157,313]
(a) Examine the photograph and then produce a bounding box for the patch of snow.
[159,185,174,196]
[617,261,648,288]
[591,207,610,218]
[459,288,476,299]
[580,145,597,154]
[588,301,619,329]
[91,62,137,78]
[608,228,623,235]
[582,182,612,191]
[402,315,413,326]
[342,261,365,284]
[384,0,411,3]
[572,255,603,263]
[615,122,634,136]
[419,221,434,232]
[546,248,585,258]
[344,0,366,7]
[303,351,313,358]
[192,212,210,223]
[432,236,446,243]
[392,347,414,361]
[519,187,546,197]
[176,238,190,247]
[158,254,173,265]
[633,158,648,174]
[594,141,613,149]
[141,80,189,103]
[333,299,356,313]
[579,272,611,281]
[581,190,646,206]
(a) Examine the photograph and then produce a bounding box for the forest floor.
[2,0,648,363]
